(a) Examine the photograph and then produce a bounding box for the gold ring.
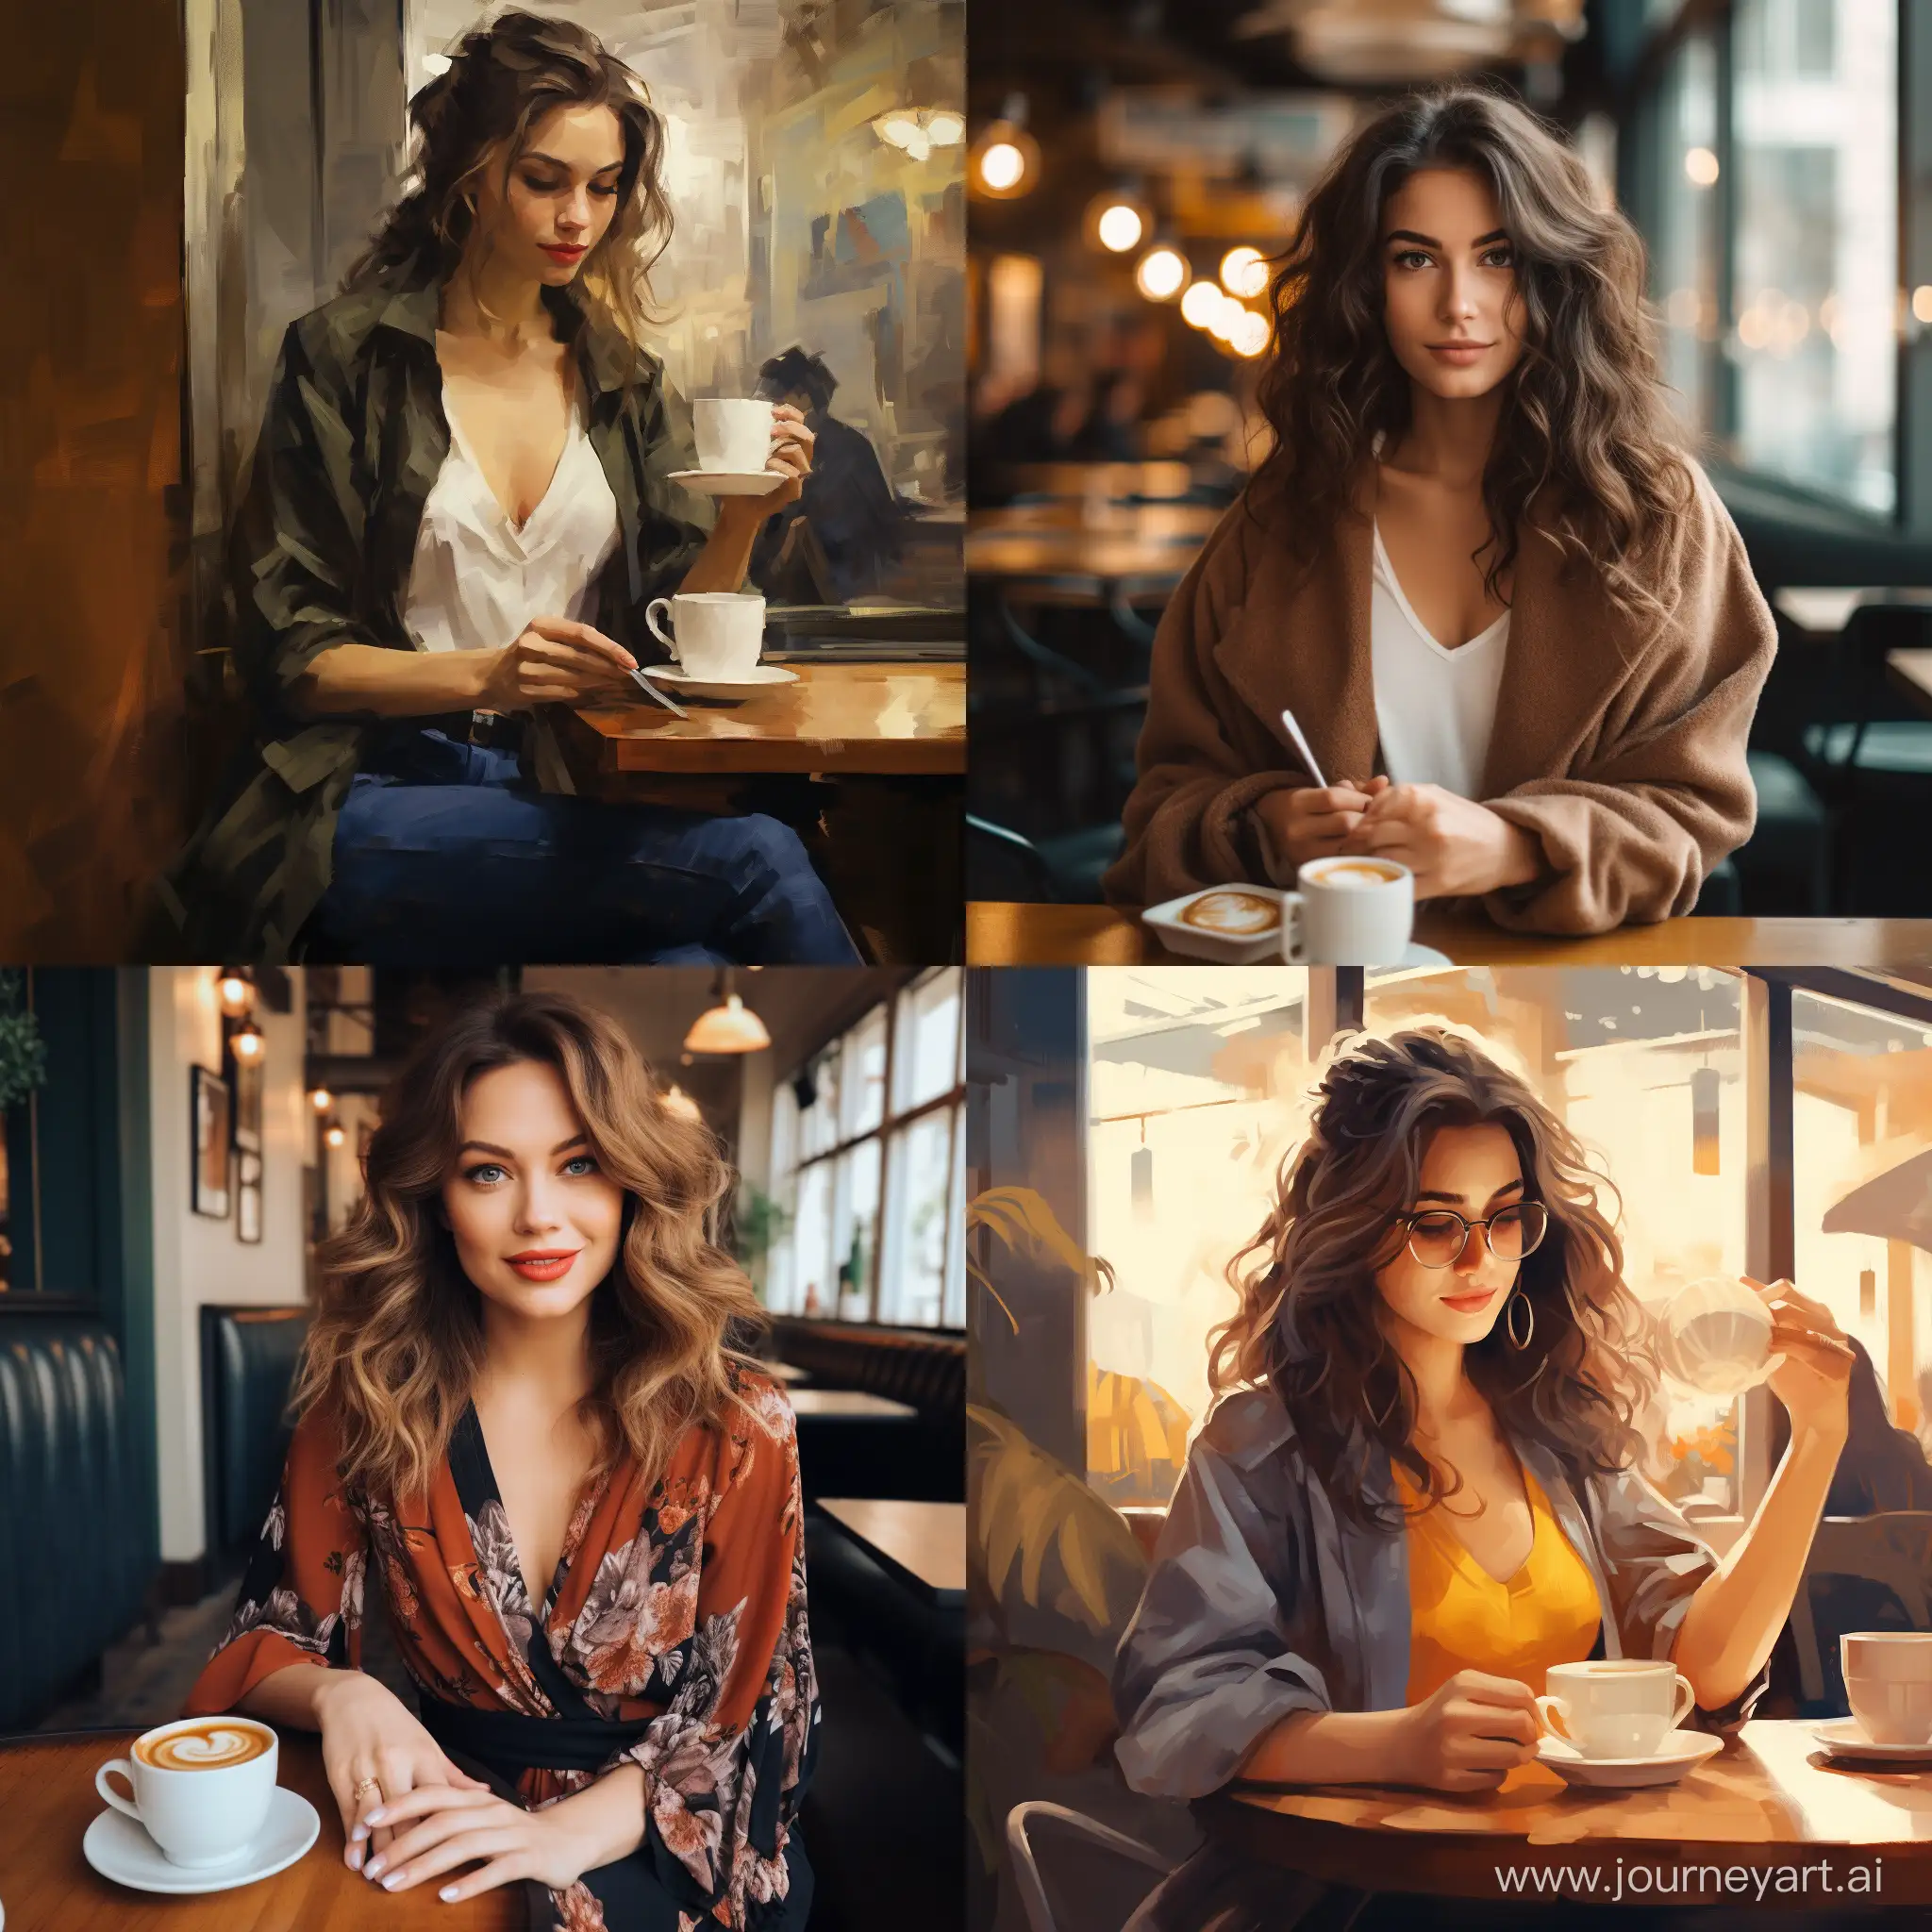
[352,1776,381,1799]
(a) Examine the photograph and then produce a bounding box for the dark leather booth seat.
[200,1307,311,1557]
[0,1323,149,1731]
[768,1320,966,1762]
[767,1318,964,1503]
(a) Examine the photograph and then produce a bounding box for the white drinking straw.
[1279,708,1327,790]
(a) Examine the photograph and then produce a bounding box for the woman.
[183,992,814,1930]
[157,10,858,966]
[1114,1029,1852,1930]
[1105,86,1777,934]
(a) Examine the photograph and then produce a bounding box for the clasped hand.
[353,1780,592,1902]
[1261,776,1539,899]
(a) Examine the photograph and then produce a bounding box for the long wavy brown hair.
[291,991,766,1511]
[1250,83,1693,620]
[1208,1027,1656,1531]
[343,10,675,375]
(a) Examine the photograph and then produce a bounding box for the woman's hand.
[1256,777,1390,873]
[735,402,815,519]
[1747,1275,1855,1442]
[356,1783,591,1900]
[314,1671,490,1875]
[1389,1670,1541,1792]
[1341,784,1541,898]
[477,617,641,710]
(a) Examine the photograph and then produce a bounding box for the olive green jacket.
[154,258,709,961]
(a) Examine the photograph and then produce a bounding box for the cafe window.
[1650,30,1721,441]
[1790,988,1932,1441]
[1729,0,1896,513]
[1085,969,1315,1506]
[765,968,965,1329]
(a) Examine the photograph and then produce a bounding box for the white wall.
[149,968,311,1565]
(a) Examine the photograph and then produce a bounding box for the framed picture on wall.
[232,1053,263,1156]
[236,1149,263,1245]
[192,1065,232,1219]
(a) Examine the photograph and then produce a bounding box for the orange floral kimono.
[184,1366,816,1932]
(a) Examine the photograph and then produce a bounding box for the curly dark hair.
[343,11,674,380]
[1249,82,1693,621]
[1208,1027,1657,1532]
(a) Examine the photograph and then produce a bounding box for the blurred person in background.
[752,346,907,603]
[1107,84,1776,935]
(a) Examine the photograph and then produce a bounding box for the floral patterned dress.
[182,1365,816,1931]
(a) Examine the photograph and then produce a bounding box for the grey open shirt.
[1113,1389,1767,1798]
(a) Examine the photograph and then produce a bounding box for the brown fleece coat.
[1102,457,1777,932]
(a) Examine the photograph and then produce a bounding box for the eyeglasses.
[1398,1202,1549,1269]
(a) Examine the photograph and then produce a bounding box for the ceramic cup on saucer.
[95,1716,278,1868]
[644,592,766,684]
[1281,857,1414,965]
[1536,1659,1696,1760]
[1842,1632,1932,1746]
[694,398,774,475]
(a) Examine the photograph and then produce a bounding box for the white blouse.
[404,384,621,655]
[1370,519,1509,798]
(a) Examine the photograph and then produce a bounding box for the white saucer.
[82,1787,319,1894]
[669,469,777,497]
[650,663,799,699]
[1141,889,1456,969]
[1538,1727,1723,1789]
[1812,1718,1932,1763]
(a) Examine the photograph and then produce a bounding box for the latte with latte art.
[135,1722,273,1772]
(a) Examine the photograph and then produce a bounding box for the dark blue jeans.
[308,731,860,963]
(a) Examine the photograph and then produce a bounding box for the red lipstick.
[507,1249,579,1282]
[1441,1286,1497,1314]
[541,243,586,264]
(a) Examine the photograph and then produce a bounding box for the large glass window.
[1791,988,1932,1449]
[766,969,965,1328]
[1652,31,1721,440]
[1730,0,1896,513]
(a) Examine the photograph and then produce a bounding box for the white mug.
[693,397,774,474]
[1280,856,1414,965]
[1537,1660,1695,1759]
[95,1715,279,1867]
[1842,1633,1932,1746]
[644,592,766,682]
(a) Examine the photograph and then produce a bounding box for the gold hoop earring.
[1506,1289,1534,1351]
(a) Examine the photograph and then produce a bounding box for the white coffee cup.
[644,591,766,682]
[693,397,774,474]
[1536,1659,1695,1759]
[1280,856,1414,965]
[1654,1276,1778,1396]
[1842,1633,1932,1746]
[95,1715,279,1867]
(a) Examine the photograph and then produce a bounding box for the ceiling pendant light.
[684,971,772,1056]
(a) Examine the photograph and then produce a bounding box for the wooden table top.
[966,902,1932,971]
[757,1360,808,1384]
[559,661,965,779]
[1889,648,1932,714]
[965,527,1199,584]
[1774,586,1932,636]
[817,1498,965,1605]
[788,1389,918,1420]
[0,1728,519,1929]
[1209,1720,1932,1905]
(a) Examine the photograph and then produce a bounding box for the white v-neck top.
[1370,519,1509,797]
[403,383,621,655]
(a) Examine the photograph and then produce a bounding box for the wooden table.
[757,1360,808,1384]
[558,661,964,782]
[965,527,1199,585]
[0,1728,519,1929]
[1208,1720,1932,1907]
[788,1390,918,1421]
[817,1498,965,1607]
[1773,586,1932,638]
[966,902,1932,971]
[1889,647,1932,716]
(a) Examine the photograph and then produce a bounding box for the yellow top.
[1393,1458,1603,1704]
